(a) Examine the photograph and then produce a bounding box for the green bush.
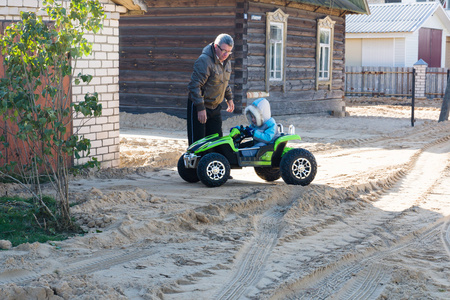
[0,196,82,247]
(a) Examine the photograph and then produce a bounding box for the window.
[265,9,288,92]
[269,23,283,81]
[319,28,331,80]
[316,16,335,90]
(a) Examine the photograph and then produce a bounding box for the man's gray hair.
[215,33,234,48]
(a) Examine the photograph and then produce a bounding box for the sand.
[0,97,449,299]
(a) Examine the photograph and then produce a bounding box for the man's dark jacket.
[188,43,233,111]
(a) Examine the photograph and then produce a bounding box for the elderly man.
[186,33,235,145]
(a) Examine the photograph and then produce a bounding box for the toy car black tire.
[280,148,317,186]
[254,167,281,182]
[197,153,230,187]
[177,155,199,183]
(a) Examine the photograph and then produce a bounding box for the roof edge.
[346,2,450,34]
[111,0,147,12]
[292,0,370,15]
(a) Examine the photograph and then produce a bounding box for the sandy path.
[0,98,449,299]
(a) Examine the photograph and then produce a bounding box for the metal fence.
[345,66,448,98]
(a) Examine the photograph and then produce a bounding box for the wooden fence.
[426,67,448,98]
[345,66,448,98]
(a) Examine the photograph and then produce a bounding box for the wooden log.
[287,35,316,48]
[287,47,316,58]
[145,0,236,8]
[285,68,316,80]
[247,32,265,44]
[120,70,192,82]
[120,59,195,72]
[247,44,266,56]
[119,26,226,37]
[288,26,316,38]
[120,36,214,48]
[120,82,188,96]
[286,57,316,68]
[120,93,186,108]
[285,79,315,91]
[247,56,265,67]
[288,17,316,31]
[119,16,235,27]
[139,6,236,17]
[247,83,266,91]
[120,47,200,60]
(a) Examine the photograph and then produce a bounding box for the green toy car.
[178,125,317,187]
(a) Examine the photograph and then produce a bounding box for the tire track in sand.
[265,133,450,300]
[0,248,156,285]
[329,220,444,300]
[283,222,444,300]
[443,220,450,257]
[331,264,390,300]
[215,210,284,300]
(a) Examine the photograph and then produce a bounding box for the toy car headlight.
[183,153,199,168]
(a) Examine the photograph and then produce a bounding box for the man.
[187,33,235,145]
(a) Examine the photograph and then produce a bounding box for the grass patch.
[0,196,82,247]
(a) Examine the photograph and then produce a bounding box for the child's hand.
[244,127,255,137]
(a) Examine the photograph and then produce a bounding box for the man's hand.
[226,100,235,113]
[198,110,207,124]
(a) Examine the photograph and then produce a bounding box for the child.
[241,98,279,156]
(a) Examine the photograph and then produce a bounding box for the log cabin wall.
[119,0,244,117]
[119,0,349,117]
[246,0,347,115]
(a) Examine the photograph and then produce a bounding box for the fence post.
[413,59,428,99]
[412,59,428,126]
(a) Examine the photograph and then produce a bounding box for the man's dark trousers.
[187,98,223,145]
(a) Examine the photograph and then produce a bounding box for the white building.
[345,1,450,68]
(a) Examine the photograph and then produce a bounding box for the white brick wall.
[413,64,427,99]
[0,0,126,168]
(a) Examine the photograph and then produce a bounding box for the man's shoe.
[228,175,233,180]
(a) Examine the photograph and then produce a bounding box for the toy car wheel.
[177,155,199,183]
[280,148,317,186]
[254,167,281,182]
[197,153,230,187]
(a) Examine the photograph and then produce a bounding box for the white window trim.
[316,16,335,90]
[266,9,288,92]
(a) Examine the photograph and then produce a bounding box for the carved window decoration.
[266,9,288,92]
[316,16,335,90]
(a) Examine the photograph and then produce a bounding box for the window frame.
[265,9,288,92]
[318,27,331,80]
[315,16,335,90]
[269,22,284,82]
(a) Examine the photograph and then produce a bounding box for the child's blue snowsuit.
[241,98,279,156]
